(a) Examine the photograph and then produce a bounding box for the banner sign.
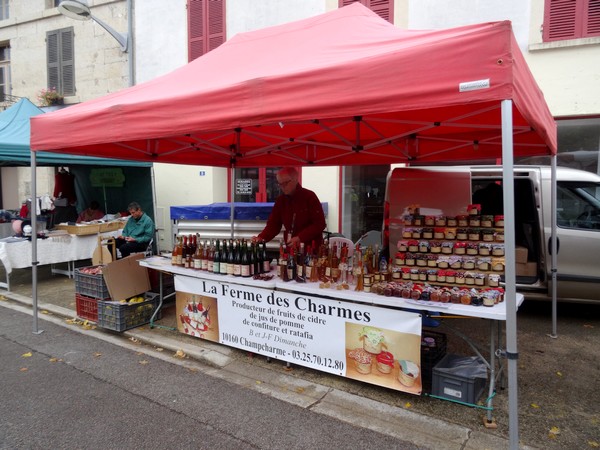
[175,275,423,394]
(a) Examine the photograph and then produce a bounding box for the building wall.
[136,0,339,250]
[0,0,129,211]
[526,0,600,117]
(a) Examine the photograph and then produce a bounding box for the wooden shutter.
[46,27,74,96]
[544,0,600,41]
[586,0,600,35]
[47,30,60,91]
[60,28,74,96]
[187,0,226,62]
[339,0,393,23]
[188,0,204,61]
[207,0,225,52]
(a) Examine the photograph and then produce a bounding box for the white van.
[384,165,600,304]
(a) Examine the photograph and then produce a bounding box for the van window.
[557,181,600,230]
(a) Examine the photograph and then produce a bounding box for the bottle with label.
[212,239,221,274]
[250,241,259,276]
[331,244,340,282]
[241,240,251,277]
[262,241,270,273]
[193,240,203,270]
[171,237,180,266]
[285,249,296,281]
[304,241,314,281]
[296,243,305,282]
[220,240,229,275]
[233,239,242,277]
[206,240,214,273]
[201,240,209,271]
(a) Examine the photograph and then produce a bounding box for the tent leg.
[550,156,558,338]
[501,99,518,449]
[30,150,43,335]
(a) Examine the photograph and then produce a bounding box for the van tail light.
[383,200,390,250]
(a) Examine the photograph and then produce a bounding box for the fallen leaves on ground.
[548,426,560,439]
[174,349,186,359]
[93,352,102,358]
[405,402,412,408]
[129,337,141,344]
[20,367,28,372]
[530,403,540,409]
[583,324,594,329]
[49,357,62,362]
[138,360,149,365]
[588,441,599,448]
[21,352,32,358]
[155,347,164,352]
[41,310,51,315]
[556,371,563,377]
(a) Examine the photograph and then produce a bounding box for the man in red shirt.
[254,168,326,248]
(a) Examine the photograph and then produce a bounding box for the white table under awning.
[0,230,121,290]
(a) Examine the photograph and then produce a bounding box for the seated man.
[113,202,154,258]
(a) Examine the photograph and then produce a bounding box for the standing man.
[114,202,154,258]
[253,168,326,248]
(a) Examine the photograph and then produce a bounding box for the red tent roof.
[30,3,556,167]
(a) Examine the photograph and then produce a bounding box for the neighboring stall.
[0,98,155,219]
[30,4,556,447]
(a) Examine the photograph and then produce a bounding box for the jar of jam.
[450,292,461,303]
[446,216,458,227]
[411,289,422,300]
[440,290,451,303]
[460,292,472,305]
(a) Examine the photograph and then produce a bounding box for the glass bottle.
[241,240,251,277]
[213,239,221,274]
[221,240,229,275]
[193,240,203,270]
[201,240,209,271]
[206,240,214,273]
[331,244,340,282]
[171,237,180,266]
[296,243,305,282]
[233,239,242,277]
[304,242,313,281]
[262,241,271,273]
[285,250,296,281]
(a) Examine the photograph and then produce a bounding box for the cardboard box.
[55,223,100,235]
[102,254,151,301]
[516,261,537,277]
[99,221,125,233]
[515,245,528,264]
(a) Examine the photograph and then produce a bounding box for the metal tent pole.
[30,150,43,335]
[501,99,518,449]
[550,156,558,338]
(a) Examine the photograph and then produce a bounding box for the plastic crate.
[432,354,487,404]
[75,293,98,322]
[421,330,447,392]
[75,266,110,300]
[97,292,161,332]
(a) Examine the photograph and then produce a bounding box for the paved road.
[0,305,426,450]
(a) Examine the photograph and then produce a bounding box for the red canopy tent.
[30,4,556,448]
[30,4,554,166]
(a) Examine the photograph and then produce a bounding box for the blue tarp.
[0,98,150,167]
[171,202,329,221]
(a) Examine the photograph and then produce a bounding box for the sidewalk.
[1,264,533,450]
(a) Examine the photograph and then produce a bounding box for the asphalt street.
[0,305,425,450]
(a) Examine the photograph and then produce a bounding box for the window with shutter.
[46,27,75,96]
[187,0,226,62]
[543,0,600,41]
[0,0,8,21]
[339,0,393,23]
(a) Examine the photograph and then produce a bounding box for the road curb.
[1,292,523,450]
